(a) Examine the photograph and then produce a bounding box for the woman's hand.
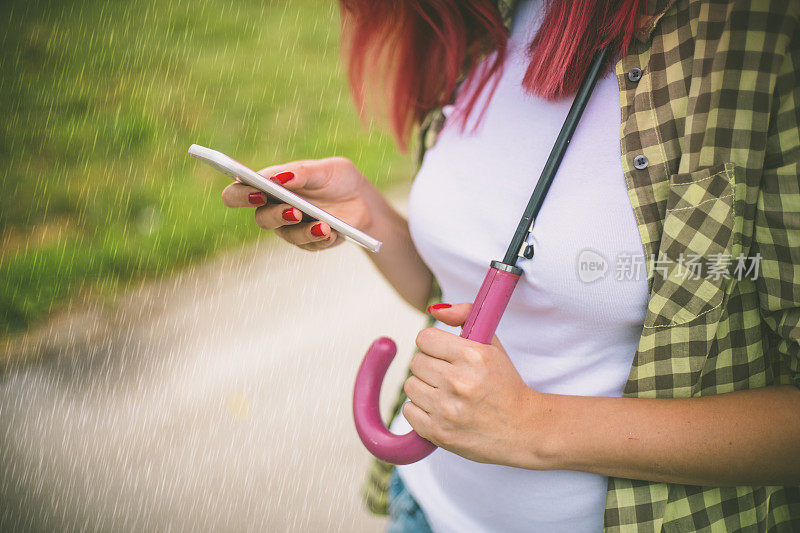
[406,308,800,486]
[220,154,434,310]
[221,157,375,251]
[403,303,555,468]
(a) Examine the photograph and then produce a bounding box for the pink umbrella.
[354,46,611,465]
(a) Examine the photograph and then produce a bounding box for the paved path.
[0,186,425,532]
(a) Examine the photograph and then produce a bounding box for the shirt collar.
[635,0,677,42]
[498,0,677,43]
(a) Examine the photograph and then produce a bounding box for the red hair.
[339,0,641,148]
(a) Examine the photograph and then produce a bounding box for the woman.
[221,0,800,530]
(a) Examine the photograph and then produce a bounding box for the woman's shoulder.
[652,0,798,132]
[648,0,797,60]
[679,0,797,15]
[674,0,799,35]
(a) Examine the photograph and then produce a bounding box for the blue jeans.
[386,470,434,533]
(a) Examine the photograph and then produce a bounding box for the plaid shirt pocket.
[644,162,737,328]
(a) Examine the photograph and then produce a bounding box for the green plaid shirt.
[365,0,800,530]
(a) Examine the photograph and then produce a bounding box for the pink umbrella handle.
[460,264,521,344]
[353,262,521,465]
[353,337,436,465]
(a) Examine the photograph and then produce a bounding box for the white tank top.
[390,1,649,531]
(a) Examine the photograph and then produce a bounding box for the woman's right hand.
[221,157,376,252]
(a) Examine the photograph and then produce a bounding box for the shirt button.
[633,154,649,169]
[627,67,643,82]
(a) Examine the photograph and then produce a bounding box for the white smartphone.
[188,144,382,253]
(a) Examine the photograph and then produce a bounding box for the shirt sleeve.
[753,33,800,388]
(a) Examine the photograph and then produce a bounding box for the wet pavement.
[0,187,424,532]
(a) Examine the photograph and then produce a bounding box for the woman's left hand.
[403,303,554,468]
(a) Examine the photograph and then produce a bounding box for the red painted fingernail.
[281,208,300,222]
[271,171,294,184]
[310,222,326,237]
[427,303,451,313]
[248,192,266,205]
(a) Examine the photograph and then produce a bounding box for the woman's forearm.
[533,384,800,486]
[359,183,433,312]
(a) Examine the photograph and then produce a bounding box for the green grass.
[0,0,413,333]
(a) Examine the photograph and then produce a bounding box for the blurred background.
[1,0,424,530]
[1,0,414,333]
